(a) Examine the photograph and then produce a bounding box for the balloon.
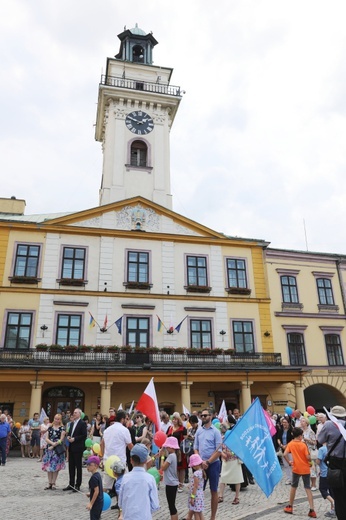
[92,443,101,454]
[102,492,112,511]
[81,412,85,420]
[309,415,317,425]
[83,449,92,459]
[214,422,221,430]
[105,455,120,478]
[285,406,293,416]
[85,438,93,448]
[147,467,160,485]
[153,431,167,448]
[15,422,21,428]
[307,406,315,415]
[304,411,309,418]
[212,418,220,424]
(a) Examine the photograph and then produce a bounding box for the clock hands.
[127,116,142,124]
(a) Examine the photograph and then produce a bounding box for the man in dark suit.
[63,408,87,491]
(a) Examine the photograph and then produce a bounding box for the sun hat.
[189,454,203,467]
[86,455,100,465]
[130,443,148,463]
[330,405,346,418]
[110,459,126,474]
[162,436,180,450]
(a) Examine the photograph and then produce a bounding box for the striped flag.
[157,316,164,332]
[136,378,161,432]
[89,312,96,329]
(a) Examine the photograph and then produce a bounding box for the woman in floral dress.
[41,414,66,489]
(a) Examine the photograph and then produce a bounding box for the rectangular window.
[187,256,207,286]
[127,251,149,283]
[325,334,344,366]
[56,314,82,346]
[232,321,254,353]
[14,244,40,277]
[61,247,86,280]
[190,319,212,349]
[126,317,150,347]
[281,276,299,303]
[287,333,306,365]
[317,278,334,305]
[227,258,247,288]
[4,312,33,349]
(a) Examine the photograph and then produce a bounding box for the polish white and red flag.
[136,377,161,431]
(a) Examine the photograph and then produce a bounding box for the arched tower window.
[132,45,144,63]
[130,140,148,167]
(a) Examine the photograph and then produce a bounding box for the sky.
[1,0,346,254]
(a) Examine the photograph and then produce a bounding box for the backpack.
[180,438,194,456]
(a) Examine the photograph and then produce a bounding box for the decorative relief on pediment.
[71,217,101,228]
[116,204,160,232]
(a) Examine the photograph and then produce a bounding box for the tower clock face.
[125,110,154,135]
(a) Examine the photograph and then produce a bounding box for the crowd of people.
[1,403,346,520]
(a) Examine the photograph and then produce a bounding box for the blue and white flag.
[223,397,282,497]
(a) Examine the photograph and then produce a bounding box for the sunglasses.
[201,414,210,418]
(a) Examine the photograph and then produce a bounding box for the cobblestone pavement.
[0,453,332,519]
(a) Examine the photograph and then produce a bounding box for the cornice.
[0,285,271,304]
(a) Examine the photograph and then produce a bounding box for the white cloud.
[1,0,346,253]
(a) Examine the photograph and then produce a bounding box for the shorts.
[204,459,221,492]
[31,431,40,447]
[319,476,334,499]
[291,472,310,489]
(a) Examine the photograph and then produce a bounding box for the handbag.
[327,468,344,488]
[180,438,194,456]
[54,443,66,455]
[310,447,318,460]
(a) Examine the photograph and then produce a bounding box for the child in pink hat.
[161,436,180,520]
[188,454,205,520]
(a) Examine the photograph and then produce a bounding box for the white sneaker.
[311,487,317,491]
[324,511,336,517]
[285,480,291,485]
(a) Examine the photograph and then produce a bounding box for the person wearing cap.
[194,408,222,520]
[161,436,180,520]
[86,455,104,520]
[118,443,160,520]
[109,459,126,513]
[318,405,346,519]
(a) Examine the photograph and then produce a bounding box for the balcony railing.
[0,349,282,371]
[100,75,182,97]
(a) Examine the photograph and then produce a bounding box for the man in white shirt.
[101,410,133,492]
[160,412,171,434]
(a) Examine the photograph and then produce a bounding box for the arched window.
[130,140,148,167]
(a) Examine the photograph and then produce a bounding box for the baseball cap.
[130,443,148,463]
[86,455,100,465]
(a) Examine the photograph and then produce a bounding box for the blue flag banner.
[115,316,122,334]
[223,397,282,497]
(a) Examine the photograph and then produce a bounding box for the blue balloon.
[212,418,220,424]
[285,406,293,416]
[102,492,111,511]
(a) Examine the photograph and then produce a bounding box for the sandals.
[232,498,240,505]
[51,485,57,490]
[44,484,52,490]
[218,497,224,503]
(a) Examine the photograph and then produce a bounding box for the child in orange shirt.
[283,427,316,518]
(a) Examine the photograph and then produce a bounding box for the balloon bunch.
[212,418,221,430]
[284,405,317,424]
[83,437,102,460]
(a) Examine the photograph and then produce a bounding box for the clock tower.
[95,24,182,209]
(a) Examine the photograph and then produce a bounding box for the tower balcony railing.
[100,75,182,97]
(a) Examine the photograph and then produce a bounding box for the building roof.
[0,211,73,223]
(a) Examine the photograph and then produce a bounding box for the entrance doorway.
[42,386,85,420]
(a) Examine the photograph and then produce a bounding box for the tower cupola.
[115,23,158,65]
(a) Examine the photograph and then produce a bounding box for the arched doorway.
[304,383,346,411]
[42,386,85,419]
